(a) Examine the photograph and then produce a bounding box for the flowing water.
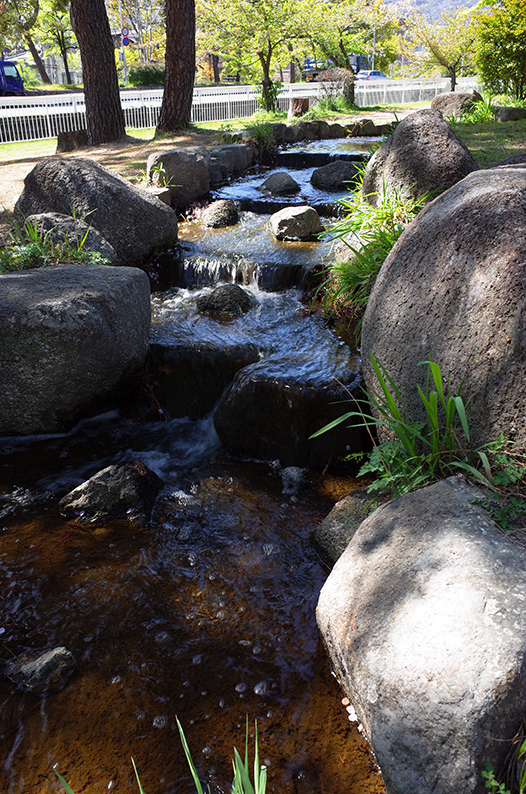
[0,138,386,794]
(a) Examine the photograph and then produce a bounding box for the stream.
[0,138,386,794]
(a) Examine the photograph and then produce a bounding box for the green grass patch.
[451,117,526,167]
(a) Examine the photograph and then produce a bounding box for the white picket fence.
[0,78,480,144]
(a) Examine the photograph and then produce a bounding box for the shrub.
[128,62,165,86]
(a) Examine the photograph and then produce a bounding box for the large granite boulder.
[361,109,478,205]
[0,265,150,435]
[494,106,526,122]
[27,212,119,265]
[59,461,163,522]
[431,90,483,119]
[361,166,526,448]
[15,158,178,265]
[147,146,210,210]
[269,206,323,241]
[213,358,370,468]
[311,160,361,190]
[317,477,526,794]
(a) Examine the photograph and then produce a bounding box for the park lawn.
[451,118,526,167]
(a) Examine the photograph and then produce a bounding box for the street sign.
[122,37,130,46]
[121,26,129,36]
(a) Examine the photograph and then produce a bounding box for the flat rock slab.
[0,265,151,435]
[317,477,526,794]
[310,487,377,568]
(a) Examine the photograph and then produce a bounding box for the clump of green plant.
[55,717,267,794]
[451,95,496,124]
[473,435,526,533]
[179,717,267,794]
[312,353,489,499]
[318,172,428,335]
[246,121,277,165]
[0,215,109,273]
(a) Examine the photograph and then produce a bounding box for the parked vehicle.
[301,60,332,82]
[0,61,25,96]
[355,70,388,81]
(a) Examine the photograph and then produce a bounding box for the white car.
[355,70,388,81]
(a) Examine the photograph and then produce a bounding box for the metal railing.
[0,78,480,144]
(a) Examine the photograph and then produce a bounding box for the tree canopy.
[406,6,476,91]
[474,0,526,99]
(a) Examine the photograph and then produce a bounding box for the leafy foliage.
[474,0,526,100]
[406,6,477,91]
[482,737,526,794]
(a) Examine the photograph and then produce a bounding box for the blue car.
[0,61,25,96]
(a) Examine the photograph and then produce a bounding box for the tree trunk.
[25,33,51,83]
[449,66,457,92]
[212,54,220,83]
[156,0,195,132]
[70,0,126,145]
[258,49,273,111]
[58,31,72,84]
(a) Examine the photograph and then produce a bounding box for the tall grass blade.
[131,758,146,794]
[452,396,470,442]
[176,717,205,794]
[54,771,76,794]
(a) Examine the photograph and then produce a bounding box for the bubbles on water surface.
[235,682,247,693]
[153,715,167,729]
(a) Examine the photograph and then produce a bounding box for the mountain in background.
[413,0,480,18]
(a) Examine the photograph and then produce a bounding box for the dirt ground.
[0,108,414,244]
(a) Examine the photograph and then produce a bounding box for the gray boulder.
[27,212,119,265]
[196,283,255,318]
[213,358,370,468]
[260,172,300,195]
[0,265,150,435]
[328,123,347,138]
[494,152,526,167]
[201,199,239,228]
[311,160,361,191]
[269,206,323,241]
[6,647,76,694]
[317,477,526,794]
[361,166,526,448]
[147,146,210,210]
[15,158,178,265]
[361,109,478,205]
[59,461,163,522]
[310,487,375,568]
[209,144,254,174]
[494,106,526,122]
[431,90,483,119]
